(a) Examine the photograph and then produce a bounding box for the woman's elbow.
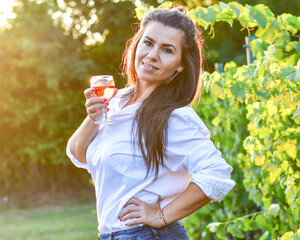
[70,140,87,164]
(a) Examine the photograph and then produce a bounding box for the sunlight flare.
[0,0,16,26]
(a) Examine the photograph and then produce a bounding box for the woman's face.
[134,21,184,88]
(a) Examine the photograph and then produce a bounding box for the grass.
[0,203,98,240]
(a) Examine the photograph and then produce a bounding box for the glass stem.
[101,107,108,122]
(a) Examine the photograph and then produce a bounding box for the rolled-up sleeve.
[167,107,235,201]
[66,138,90,173]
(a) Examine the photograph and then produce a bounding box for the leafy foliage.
[0,0,95,195]
[50,0,136,87]
[185,2,299,239]
[0,0,137,197]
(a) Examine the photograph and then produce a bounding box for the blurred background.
[0,0,299,239]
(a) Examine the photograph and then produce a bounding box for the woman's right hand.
[84,88,109,123]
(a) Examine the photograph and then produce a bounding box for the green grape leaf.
[259,231,271,240]
[243,64,257,79]
[280,13,300,34]
[292,105,300,124]
[249,6,268,29]
[216,9,235,26]
[207,222,222,232]
[135,6,150,20]
[216,2,236,25]
[279,67,296,80]
[202,71,211,90]
[228,2,243,18]
[230,81,247,101]
[157,1,173,9]
[255,215,269,229]
[273,48,285,61]
[256,88,270,100]
[227,226,245,239]
[239,5,258,28]
[255,21,280,44]
[275,31,291,48]
[294,42,300,52]
[285,53,300,67]
[212,80,225,100]
[286,140,297,159]
[219,2,228,10]
[217,230,230,240]
[291,230,300,240]
[192,5,220,29]
[285,187,295,204]
[237,217,251,231]
[280,231,294,240]
[249,220,258,230]
[261,74,274,85]
[268,204,280,217]
[286,42,295,52]
[256,4,275,19]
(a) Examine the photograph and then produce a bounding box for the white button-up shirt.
[66,87,235,234]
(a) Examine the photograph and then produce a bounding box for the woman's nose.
[147,47,159,60]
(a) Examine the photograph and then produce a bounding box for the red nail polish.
[91,88,95,91]
[107,108,110,111]
[105,102,109,105]
[103,98,108,101]
[118,216,120,219]
[125,223,127,226]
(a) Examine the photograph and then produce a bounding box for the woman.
[67,7,235,240]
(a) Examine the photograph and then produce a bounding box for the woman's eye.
[163,48,173,54]
[144,40,152,46]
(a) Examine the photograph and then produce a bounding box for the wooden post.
[214,62,224,73]
[244,36,257,64]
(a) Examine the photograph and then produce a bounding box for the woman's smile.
[142,61,159,71]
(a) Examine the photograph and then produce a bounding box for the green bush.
[181,2,299,239]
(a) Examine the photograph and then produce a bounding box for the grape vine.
[136,2,300,239]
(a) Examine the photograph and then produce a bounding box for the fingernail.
[125,223,127,226]
[105,102,109,105]
[107,108,110,111]
[103,98,107,101]
[120,218,122,221]
[91,88,95,91]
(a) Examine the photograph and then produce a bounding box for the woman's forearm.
[162,183,211,224]
[70,116,99,163]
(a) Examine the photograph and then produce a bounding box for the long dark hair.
[121,7,204,177]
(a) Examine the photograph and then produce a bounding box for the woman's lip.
[142,62,158,70]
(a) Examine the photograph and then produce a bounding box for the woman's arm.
[162,182,210,225]
[69,116,99,163]
[119,182,210,228]
[69,88,108,163]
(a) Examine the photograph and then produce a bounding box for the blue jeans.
[98,221,190,240]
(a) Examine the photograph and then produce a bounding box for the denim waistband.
[98,221,184,239]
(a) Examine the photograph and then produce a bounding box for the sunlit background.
[0,0,16,26]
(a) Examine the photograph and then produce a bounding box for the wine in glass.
[90,75,115,124]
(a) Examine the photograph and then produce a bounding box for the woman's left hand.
[119,197,165,228]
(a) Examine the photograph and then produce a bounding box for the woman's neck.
[131,83,158,104]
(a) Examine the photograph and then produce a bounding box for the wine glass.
[90,75,115,124]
